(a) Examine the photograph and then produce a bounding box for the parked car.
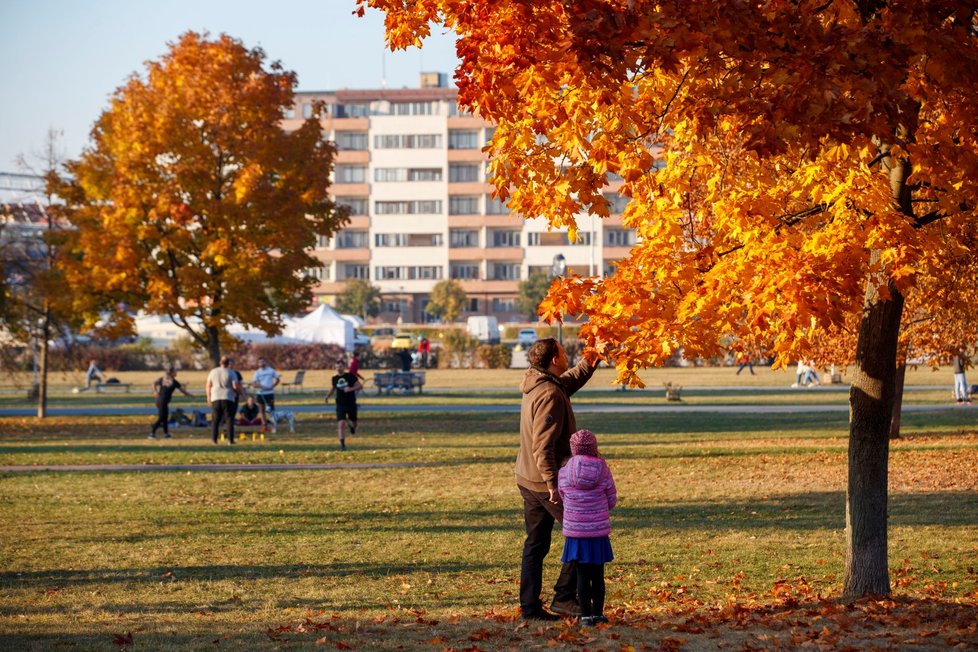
[390,333,416,349]
[353,332,370,348]
[370,327,395,343]
[517,328,538,348]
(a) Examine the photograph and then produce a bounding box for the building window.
[374,134,442,149]
[335,132,369,151]
[375,233,409,247]
[392,101,437,115]
[374,167,443,182]
[484,126,497,143]
[448,130,480,149]
[316,235,330,249]
[449,163,480,183]
[302,104,314,119]
[305,266,330,280]
[335,165,367,183]
[450,104,474,118]
[449,229,480,248]
[284,107,296,120]
[527,231,590,246]
[335,103,371,118]
[336,230,369,248]
[489,262,521,280]
[605,228,636,247]
[485,195,510,215]
[449,195,480,215]
[409,233,443,247]
[343,264,369,280]
[374,200,442,215]
[335,197,368,215]
[490,230,521,247]
[374,266,442,280]
[604,192,630,214]
[491,297,517,312]
[450,263,481,280]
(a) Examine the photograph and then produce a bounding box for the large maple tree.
[57,32,347,365]
[363,1,978,599]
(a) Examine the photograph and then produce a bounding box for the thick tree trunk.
[844,268,904,601]
[206,325,222,368]
[889,362,907,439]
[37,317,49,419]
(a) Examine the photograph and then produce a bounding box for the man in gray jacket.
[515,337,595,620]
[206,356,242,445]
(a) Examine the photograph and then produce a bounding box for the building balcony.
[447,181,492,194]
[447,149,489,163]
[482,247,524,261]
[334,150,370,164]
[447,116,491,128]
[330,182,369,195]
[448,214,520,228]
[328,117,370,130]
[603,246,632,260]
[458,279,520,294]
[447,247,487,260]
[316,248,371,262]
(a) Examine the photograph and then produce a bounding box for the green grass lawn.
[1,407,977,650]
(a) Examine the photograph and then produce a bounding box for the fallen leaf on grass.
[112,632,133,646]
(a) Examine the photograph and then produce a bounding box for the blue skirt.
[561,536,614,564]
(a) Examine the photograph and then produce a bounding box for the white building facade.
[282,76,636,324]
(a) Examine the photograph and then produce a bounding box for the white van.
[467,316,500,344]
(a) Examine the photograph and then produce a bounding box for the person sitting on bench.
[236,396,263,426]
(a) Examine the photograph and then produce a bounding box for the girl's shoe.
[593,615,609,624]
[578,616,594,627]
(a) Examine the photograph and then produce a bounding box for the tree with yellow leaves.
[57,32,347,365]
[363,0,978,600]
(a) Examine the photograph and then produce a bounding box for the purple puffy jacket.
[558,455,617,538]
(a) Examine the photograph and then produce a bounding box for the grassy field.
[1,370,977,650]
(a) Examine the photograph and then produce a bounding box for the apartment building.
[282,74,636,324]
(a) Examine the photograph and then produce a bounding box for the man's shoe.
[521,609,560,622]
[147,434,156,439]
[593,615,609,624]
[549,598,580,617]
[349,421,356,435]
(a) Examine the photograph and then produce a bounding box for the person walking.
[735,353,754,376]
[206,356,241,445]
[149,367,193,439]
[252,357,281,432]
[953,350,971,404]
[326,360,363,451]
[82,359,104,391]
[417,335,431,369]
[558,429,617,627]
[516,337,596,621]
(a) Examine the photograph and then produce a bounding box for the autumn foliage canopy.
[365,0,978,384]
[58,32,347,362]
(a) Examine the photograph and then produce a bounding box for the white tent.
[283,304,354,351]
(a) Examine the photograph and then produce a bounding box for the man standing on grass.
[252,357,281,432]
[206,356,241,445]
[326,360,363,451]
[516,337,596,621]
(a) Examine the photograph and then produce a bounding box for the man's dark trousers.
[519,485,576,613]
[211,400,235,444]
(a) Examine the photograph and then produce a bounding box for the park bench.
[281,370,306,393]
[372,371,425,395]
[96,382,132,393]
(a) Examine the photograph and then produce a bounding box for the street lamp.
[551,253,567,345]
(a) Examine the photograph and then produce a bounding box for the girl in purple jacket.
[558,429,617,626]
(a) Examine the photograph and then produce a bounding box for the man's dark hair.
[527,337,559,368]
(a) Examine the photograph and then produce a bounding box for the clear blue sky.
[0,0,459,170]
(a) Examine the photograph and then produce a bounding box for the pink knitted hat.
[570,429,599,457]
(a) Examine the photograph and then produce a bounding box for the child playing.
[558,429,617,626]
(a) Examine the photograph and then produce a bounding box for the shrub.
[229,342,347,371]
[439,328,479,368]
[476,344,512,369]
